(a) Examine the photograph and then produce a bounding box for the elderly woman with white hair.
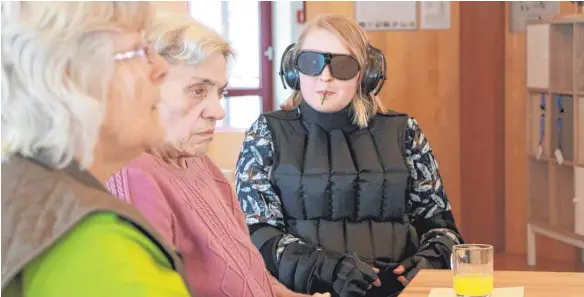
[1,2,192,297]
[106,11,330,297]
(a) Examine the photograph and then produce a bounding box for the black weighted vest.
[264,101,419,265]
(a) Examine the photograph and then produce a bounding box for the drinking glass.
[451,244,494,297]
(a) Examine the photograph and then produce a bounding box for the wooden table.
[399,270,584,297]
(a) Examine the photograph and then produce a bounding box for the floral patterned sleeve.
[235,115,304,263]
[403,117,463,248]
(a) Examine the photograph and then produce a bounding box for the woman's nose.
[203,96,226,121]
[320,65,333,82]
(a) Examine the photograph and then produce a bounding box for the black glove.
[398,246,447,282]
[313,251,379,297]
[367,262,404,297]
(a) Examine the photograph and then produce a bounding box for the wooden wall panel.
[459,1,506,251]
[504,2,580,261]
[305,2,463,227]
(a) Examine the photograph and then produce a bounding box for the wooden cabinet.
[526,17,584,267]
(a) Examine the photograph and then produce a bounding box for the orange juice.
[453,273,494,296]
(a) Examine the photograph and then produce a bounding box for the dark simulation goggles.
[295,50,361,81]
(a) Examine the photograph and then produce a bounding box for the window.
[189,1,273,130]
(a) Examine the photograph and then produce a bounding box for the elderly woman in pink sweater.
[105,10,329,297]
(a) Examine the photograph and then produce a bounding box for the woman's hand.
[369,267,381,288]
[392,264,410,286]
[393,246,449,286]
[332,253,381,297]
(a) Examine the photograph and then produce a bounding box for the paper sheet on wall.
[420,1,450,29]
[509,1,560,32]
[355,1,417,31]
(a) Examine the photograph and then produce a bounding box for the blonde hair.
[281,14,387,128]
[148,10,234,65]
[1,2,153,168]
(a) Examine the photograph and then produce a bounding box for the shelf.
[550,23,574,91]
[575,22,584,94]
[527,19,551,26]
[526,17,584,268]
[527,87,549,93]
[528,221,584,247]
[549,90,574,95]
[550,16,584,25]
[536,156,578,167]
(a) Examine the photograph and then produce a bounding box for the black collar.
[297,100,358,132]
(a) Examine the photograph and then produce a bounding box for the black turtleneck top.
[295,100,357,132]
[235,101,461,262]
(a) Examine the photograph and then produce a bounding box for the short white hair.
[1,1,153,169]
[148,10,234,65]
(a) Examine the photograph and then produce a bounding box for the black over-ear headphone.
[278,43,387,96]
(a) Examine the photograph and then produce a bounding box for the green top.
[22,212,190,297]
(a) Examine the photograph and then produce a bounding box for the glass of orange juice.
[451,244,494,297]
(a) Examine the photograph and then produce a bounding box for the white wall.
[272,1,304,109]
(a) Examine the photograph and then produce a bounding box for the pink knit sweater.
[106,153,277,297]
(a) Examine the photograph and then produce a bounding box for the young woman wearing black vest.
[235,14,463,297]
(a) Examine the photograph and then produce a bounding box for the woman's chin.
[192,144,211,157]
[176,147,204,158]
[309,100,345,113]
